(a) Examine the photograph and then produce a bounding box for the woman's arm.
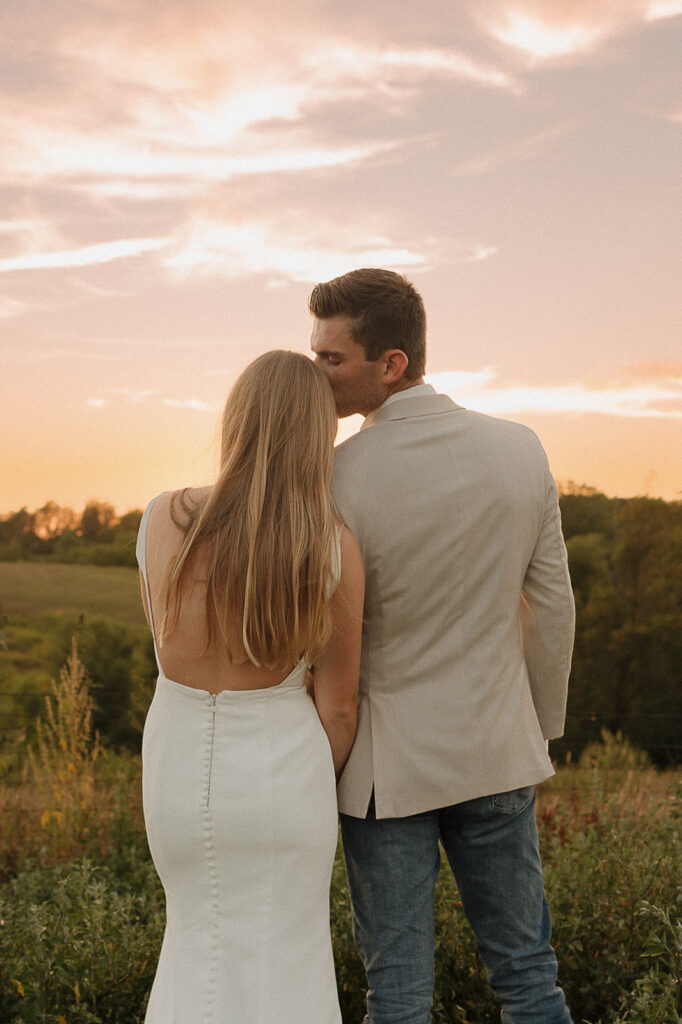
[312,526,364,780]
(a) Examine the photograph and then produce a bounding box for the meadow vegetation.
[0,645,679,1023]
[0,489,680,1021]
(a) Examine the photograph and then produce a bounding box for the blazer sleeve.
[520,462,575,739]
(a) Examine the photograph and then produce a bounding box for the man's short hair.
[308,268,426,380]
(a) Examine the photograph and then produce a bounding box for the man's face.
[311,315,386,418]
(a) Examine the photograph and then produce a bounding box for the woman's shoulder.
[338,523,358,552]
[147,486,210,529]
[338,525,363,579]
[332,524,364,611]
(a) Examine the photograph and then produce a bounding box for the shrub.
[0,729,679,1023]
[579,728,653,773]
[0,858,163,1023]
[540,782,681,1024]
[609,894,682,1023]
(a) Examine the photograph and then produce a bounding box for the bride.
[136,350,364,1023]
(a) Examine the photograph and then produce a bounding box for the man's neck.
[359,378,429,427]
[384,376,425,400]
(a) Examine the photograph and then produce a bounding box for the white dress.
[137,500,342,1024]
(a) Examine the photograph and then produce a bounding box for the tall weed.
[0,640,145,880]
[25,638,102,863]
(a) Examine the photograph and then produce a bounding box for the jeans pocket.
[491,784,535,815]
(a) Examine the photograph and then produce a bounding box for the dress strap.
[136,493,165,667]
[327,526,342,597]
[333,529,342,584]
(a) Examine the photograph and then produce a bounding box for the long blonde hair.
[162,351,339,668]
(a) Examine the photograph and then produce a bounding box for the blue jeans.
[339,786,572,1024]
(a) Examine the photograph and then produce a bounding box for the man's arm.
[520,468,575,739]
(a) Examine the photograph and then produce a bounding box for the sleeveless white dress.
[137,498,342,1024]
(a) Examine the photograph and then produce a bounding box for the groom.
[310,268,575,1024]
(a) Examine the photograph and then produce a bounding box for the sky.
[1,0,680,516]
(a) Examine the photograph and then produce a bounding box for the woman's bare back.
[141,489,301,694]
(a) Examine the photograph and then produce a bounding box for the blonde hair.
[161,351,339,668]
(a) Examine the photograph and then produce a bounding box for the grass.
[0,643,680,1023]
[0,562,145,627]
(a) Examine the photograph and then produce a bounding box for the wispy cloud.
[163,218,430,282]
[0,237,167,273]
[161,216,496,281]
[163,398,214,411]
[1,17,517,202]
[96,387,160,405]
[87,392,213,412]
[0,219,41,236]
[460,245,499,263]
[427,368,682,419]
[488,11,606,61]
[5,113,398,188]
[0,216,62,254]
[304,43,518,93]
[483,1,682,64]
[0,212,492,285]
[63,21,518,104]
[646,0,682,20]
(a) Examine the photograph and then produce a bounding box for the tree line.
[1,487,681,764]
[0,500,142,566]
[556,485,681,766]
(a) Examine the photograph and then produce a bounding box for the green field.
[0,562,146,627]
[0,562,153,759]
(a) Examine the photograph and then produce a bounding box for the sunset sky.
[1,0,680,516]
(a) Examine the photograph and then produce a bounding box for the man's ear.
[382,349,409,384]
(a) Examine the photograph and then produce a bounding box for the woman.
[136,351,364,1024]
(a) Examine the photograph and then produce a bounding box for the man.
[309,268,575,1024]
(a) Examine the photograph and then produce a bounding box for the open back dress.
[137,495,342,1024]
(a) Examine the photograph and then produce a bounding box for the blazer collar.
[363,386,463,428]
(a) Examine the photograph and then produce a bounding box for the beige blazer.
[333,386,575,819]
